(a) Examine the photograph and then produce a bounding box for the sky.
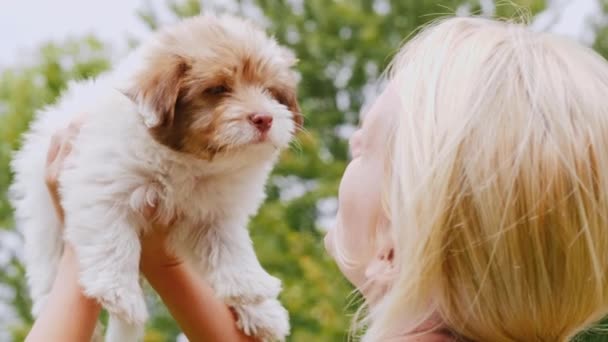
[0,0,171,68]
[0,0,603,70]
[532,0,602,43]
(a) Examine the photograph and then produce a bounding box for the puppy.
[10,14,300,341]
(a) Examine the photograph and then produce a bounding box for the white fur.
[10,17,294,342]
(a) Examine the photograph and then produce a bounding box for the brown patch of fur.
[125,55,189,127]
[269,86,303,128]
[172,91,226,160]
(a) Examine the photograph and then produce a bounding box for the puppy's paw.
[101,286,148,325]
[83,278,148,326]
[211,269,282,305]
[232,298,290,342]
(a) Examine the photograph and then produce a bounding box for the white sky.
[0,0,172,68]
[0,0,603,70]
[532,0,602,44]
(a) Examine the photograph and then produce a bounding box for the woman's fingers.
[44,117,85,224]
[55,133,73,166]
[46,119,84,176]
[45,133,62,166]
[45,128,66,192]
[45,129,68,224]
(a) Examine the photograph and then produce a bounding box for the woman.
[26,16,608,341]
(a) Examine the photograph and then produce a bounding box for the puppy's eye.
[205,85,229,95]
[269,89,289,107]
[276,95,289,107]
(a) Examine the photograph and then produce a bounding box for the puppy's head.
[126,14,302,160]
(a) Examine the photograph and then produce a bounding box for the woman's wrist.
[140,246,184,280]
[143,260,255,342]
[57,243,78,272]
[141,257,185,288]
[26,244,101,342]
[55,245,101,313]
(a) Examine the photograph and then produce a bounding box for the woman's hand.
[45,118,83,225]
[44,117,85,268]
[139,223,184,275]
[26,117,102,342]
[44,117,182,273]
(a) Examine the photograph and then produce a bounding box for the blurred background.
[1,0,608,341]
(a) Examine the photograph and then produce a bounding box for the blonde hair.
[363,17,608,341]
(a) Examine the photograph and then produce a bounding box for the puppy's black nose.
[248,113,273,133]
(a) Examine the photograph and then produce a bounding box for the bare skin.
[26,120,255,342]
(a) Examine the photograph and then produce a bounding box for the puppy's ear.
[272,86,303,128]
[277,47,302,127]
[279,46,298,67]
[124,54,189,128]
[286,90,303,128]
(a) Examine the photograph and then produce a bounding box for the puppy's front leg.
[64,204,147,331]
[199,221,280,303]
[192,221,289,341]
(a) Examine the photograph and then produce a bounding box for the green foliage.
[593,0,608,59]
[2,0,608,341]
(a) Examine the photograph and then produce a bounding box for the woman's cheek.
[336,160,359,218]
[323,227,335,258]
[329,163,373,286]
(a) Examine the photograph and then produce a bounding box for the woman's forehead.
[361,82,399,136]
[358,80,391,126]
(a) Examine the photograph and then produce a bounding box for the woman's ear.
[365,215,395,282]
[124,54,189,128]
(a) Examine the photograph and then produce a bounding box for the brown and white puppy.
[11,14,300,342]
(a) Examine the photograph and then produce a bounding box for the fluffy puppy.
[10,14,301,341]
